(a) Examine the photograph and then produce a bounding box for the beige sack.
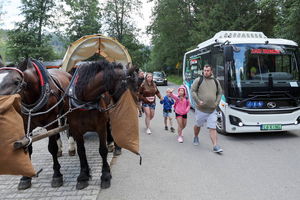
[109,89,139,154]
[0,94,36,177]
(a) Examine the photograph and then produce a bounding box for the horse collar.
[22,59,51,114]
[31,61,45,86]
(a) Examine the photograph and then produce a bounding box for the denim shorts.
[142,103,156,110]
[163,109,172,117]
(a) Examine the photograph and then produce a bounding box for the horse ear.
[17,57,32,71]
[27,58,34,68]
[126,65,137,75]
[126,62,133,69]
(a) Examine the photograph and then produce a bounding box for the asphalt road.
[98,82,300,200]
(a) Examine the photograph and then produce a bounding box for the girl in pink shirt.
[170,86,190,143]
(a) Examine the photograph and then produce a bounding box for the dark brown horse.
[0,58,72,190]
[67,60,138,190]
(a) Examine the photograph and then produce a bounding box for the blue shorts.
[142,103,156,110]
[163,109,172,117]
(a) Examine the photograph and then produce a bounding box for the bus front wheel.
[216,110,228,135]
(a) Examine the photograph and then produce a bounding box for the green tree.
[0,1,4,26]
[256,0,278,37]
[275,0,300,44]
[190,0,261,42]
[103,0,141,42]
[148,0,193,73]
[0,2,6,61]
[121,33,151,68]
[102,0,149,68]
[64,0,101,42]
[7,0,57,62]
[148,0,282,74]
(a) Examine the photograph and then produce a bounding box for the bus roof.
[196,31,298,50]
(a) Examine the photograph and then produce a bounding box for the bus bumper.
[222,106,300,133]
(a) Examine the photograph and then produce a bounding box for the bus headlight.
[229,115,243,126]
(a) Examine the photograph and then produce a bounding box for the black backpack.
[197,75,219,95]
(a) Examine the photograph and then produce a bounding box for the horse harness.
[68,67,129,112]
[0,59,69,148]
[0,67,27,94]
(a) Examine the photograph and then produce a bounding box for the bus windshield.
[229,44,300,99]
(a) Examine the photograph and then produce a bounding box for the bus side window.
[201,53,211,72]
[212,53,224,88]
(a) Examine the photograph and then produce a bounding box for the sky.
[0,0,154,45]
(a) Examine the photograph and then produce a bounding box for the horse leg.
[106,122,114,153]
[68,132,76,156]
[113,142,122,156]
[48,135,63,187]
[60,116,76,156]
[106,121,121,156]
[98,126,112,189]
[17,144,33,190]
[74,134,90,190]
[56,134,63,157]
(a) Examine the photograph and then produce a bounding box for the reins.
[4,61,133,148]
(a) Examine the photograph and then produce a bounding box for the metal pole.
[14,125,69,150]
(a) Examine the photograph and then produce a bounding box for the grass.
[167,74,183,85]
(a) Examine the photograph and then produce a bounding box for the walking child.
[170,86,190,143]
[160,88,175,132]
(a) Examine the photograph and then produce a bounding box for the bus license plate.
[260,124,282,130]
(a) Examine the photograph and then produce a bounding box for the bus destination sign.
[251,49,281,54]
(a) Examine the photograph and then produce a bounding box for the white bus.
[183,31,300,134]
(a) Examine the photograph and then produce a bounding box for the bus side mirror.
[224,46,234,62]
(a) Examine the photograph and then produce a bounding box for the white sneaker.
[146,128,152,135]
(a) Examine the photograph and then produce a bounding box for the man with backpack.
[191,64,223,153]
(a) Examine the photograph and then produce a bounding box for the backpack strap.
[196,76,204,92]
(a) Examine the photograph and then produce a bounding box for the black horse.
[66,60,138,189]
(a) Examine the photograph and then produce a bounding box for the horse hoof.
[113,149,122,156]
[101,174,112,189]
[76,181,89,190]
[101,179,111,189]
[57,150,63,157]
[18,178,32,190]
[51,176,63,188]
[68,150,76,156]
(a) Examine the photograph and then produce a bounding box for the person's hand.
[170,88,175,93]
[160,97,164,101]
[199,100,204,106]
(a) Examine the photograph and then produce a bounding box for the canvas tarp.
[61,34,132,72]
[0,94,36,177]
[109,90,139,154]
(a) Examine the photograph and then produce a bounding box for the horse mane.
[75,60,124,97]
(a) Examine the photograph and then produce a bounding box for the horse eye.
[14,80,20,85]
